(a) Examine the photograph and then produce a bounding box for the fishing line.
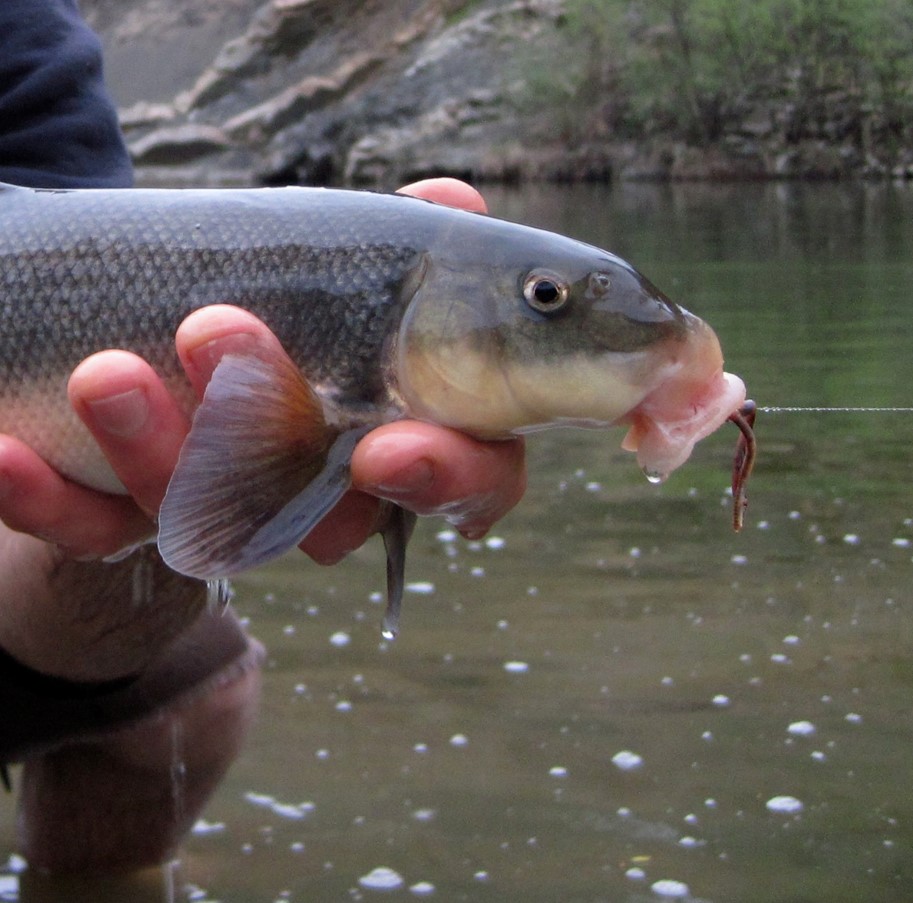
[758,406,913,413]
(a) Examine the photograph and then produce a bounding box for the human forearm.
[0,532,206,683]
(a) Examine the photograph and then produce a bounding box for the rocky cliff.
[83,0,912,186]
[85,0,589,187]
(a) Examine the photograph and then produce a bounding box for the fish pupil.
[523,270,570,314]
[534,280,561,305]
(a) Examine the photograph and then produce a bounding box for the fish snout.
[593,269,685,324]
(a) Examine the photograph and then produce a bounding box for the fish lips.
[618,370,747,481]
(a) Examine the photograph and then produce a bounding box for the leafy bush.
[535,0,913,148]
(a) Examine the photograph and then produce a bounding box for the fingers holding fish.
[397,177,488,213]
[174,304,286,398]
[351,421,527,539]
[68,350,190,518]
[0,434,152,559]
[297,490,382,565]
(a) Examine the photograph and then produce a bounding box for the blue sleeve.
[0,0,133,188]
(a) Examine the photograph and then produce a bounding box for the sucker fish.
[0,181,749,637]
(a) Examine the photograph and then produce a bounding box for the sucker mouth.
[620,369,748,482]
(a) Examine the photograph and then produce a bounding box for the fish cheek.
[393,268,513,432]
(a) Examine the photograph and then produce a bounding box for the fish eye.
[522,271,571,315]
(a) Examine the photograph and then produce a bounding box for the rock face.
[85,0,574,187]
[83,0,912,186]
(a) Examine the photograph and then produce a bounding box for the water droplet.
[206,578,233,607]
[643,468,667,484]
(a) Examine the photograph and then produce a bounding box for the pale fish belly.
[0,381,125,494]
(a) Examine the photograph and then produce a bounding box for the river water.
[3,182,913,902]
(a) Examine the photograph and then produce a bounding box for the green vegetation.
[535,0,913,152]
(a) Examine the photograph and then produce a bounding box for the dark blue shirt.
[0,0,133,188]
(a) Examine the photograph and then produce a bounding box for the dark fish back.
[0,185,430,405]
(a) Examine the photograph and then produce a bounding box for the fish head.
[395,222,745,480]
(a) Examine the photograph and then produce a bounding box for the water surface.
[4,182,913,902]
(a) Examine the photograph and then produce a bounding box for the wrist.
[0,529,206,682]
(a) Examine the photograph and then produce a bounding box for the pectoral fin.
[158,352,368,579]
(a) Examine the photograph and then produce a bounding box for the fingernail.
[368,458,435,499]
[86,388,149,438]
[187,333,257,380]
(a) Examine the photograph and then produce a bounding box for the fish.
[0,181,750,636]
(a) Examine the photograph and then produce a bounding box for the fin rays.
[159,352,362,578]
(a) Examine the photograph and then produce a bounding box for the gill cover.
[394,231,694,437]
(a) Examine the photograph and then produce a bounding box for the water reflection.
[4,182,913,901]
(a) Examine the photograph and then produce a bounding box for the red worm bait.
[728,400,757,532]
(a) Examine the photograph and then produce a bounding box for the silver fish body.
[0,182,745,632]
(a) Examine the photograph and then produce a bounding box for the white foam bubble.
[191,819,226,836]
[612,750,644,771]
[650,878,691,897]
[787,720,816,736]
[766,795,804,814]
[503,660,529,674]
[359,867,405,890]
